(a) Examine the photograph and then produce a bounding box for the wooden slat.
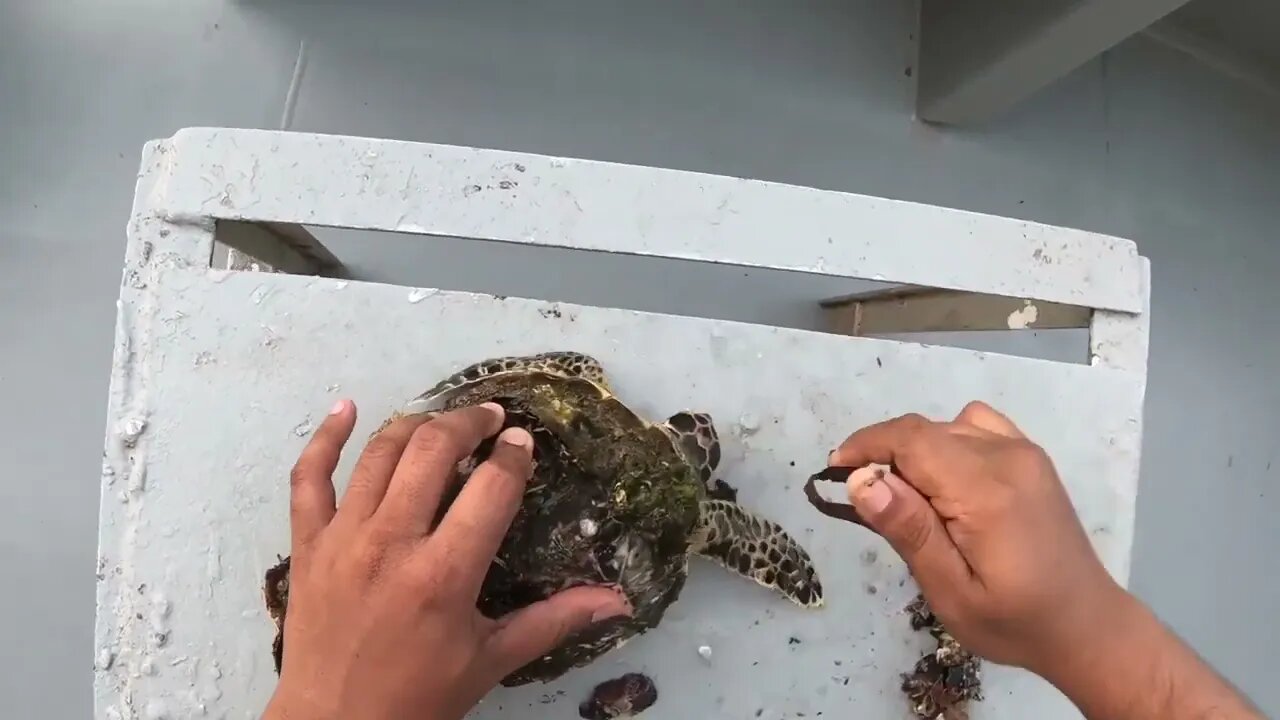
[824,287,1092,335]
[155,128,1145,313]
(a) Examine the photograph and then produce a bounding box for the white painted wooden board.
[98,129,1148,720]
[161,128,1145,313]
[96,269,1143,720]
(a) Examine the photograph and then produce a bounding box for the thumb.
[847,466,972,591]
[483,586,632,678]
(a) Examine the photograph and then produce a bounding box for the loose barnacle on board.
[579,673,658,719]
[900,595,984,720]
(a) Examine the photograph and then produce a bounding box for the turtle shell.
[262,371,704,685]
[443,372,702,685]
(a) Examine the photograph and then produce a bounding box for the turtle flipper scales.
[692,499,823,608]
[406,351,608,410]
[661,411,737,499]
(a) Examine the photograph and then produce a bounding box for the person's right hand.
[827,401,1131,678]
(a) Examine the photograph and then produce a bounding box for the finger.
[954,401,1025,439]
[288,399,356,550]
[829,413,934,477]
[846,466,973,594]
[338,412,435,522]
[374,403,506,537]
[425,426,533,592]
[482,585,632,681]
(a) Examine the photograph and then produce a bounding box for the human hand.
[827,401,1130,678]
[263,400,631,720]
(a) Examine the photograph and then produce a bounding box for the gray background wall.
[2,1,1276,716]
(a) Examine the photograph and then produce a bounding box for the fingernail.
[827,449,839,464]
[855,481,893,515]
[498,426,533,450]
[849,467,893,516]
[329,399,349,416]
[479,402,505,422]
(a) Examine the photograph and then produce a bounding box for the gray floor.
[2,1,1278,716]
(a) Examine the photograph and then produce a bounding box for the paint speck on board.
[96,647,116,671]
[697,645,713,663]
[118,416,148,447]
[737,413,761,436]
[1006,300,1039,329]
[261,324,282,348]
[293,418,315,437]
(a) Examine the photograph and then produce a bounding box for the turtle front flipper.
[407,351,609,411]
[661,411,735,500]
[692,499,823,608]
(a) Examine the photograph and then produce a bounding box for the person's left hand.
[263,399,632,720]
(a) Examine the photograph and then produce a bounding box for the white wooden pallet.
[96,128,1149,720]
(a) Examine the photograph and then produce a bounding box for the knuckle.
[409,422,462,459]
[1006,441,1051,478]
[898,412,930,430]
[402,554,454,598]
[487,447,530,480]
[895,505,936,554]
[362,434,402,462]
[288,462,312,489]
[353,537,388,576]
[900,429,934,462]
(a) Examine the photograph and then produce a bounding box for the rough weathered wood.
[823,287,1092,335]
[216,220,344,276]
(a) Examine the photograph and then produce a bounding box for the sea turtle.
[265,351,823,685]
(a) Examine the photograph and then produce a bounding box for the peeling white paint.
[117,417,148,447]
[407,287,438,303]
[1006,300,1039,329]
[96,648,116,671]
